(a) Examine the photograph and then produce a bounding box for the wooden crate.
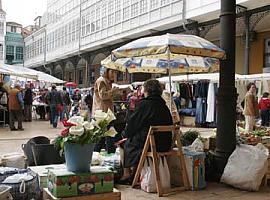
[43,188,121,200]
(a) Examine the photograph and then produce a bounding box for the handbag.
[56,104,64,113]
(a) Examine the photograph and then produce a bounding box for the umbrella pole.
[167,49,172,112]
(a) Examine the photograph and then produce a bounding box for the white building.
[24,0,270,86]
[0,0,6,66]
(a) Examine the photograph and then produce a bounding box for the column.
[211,0,237,181]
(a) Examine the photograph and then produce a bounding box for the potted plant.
[54,109,117,172]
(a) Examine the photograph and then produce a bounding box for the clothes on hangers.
[206,82,215,123]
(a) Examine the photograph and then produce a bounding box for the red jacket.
[258,98,270,110]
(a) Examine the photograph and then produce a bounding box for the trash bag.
[221,144,269,191]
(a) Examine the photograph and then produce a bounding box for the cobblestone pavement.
[0,120,269,199]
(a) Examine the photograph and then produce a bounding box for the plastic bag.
[140,157,171,193]
[1,153,25,169]
[159,156,171,190]
[221,144,269,191]
[140,158,156,193]
[186,138,204,152]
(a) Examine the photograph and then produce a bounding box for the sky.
[3,0,47,27]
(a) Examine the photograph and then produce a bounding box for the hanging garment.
[206,83,215,122]
[195,97,207,124]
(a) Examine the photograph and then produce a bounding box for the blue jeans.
[195,98,207,124]
[50,105,59,128]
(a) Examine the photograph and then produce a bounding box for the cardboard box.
[48,166,114,198]
[29,164,66,189]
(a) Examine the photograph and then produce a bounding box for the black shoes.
[10,128,18,131]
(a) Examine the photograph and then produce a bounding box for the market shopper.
[23,84,33,122]
[62,87,71,120]
[119,79,173,185]
[258,92,270,126]
[8,84,24,131]
[92,67,119,153]
[243,83,259,132]
[46,85,63,128]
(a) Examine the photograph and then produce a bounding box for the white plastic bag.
[140,157,171,193]
[159,156,171,190]
[187,138,204,152]
[1,153,25,169]
[221,144,269,191]
[140,158,156,193]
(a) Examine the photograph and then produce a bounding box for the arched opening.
[65,61,75,82]
[54,64,63,80]
[91,53,108,84]
[76,58,87,87]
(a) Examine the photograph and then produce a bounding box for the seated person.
[119,79,173,185]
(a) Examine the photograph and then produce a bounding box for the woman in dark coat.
[119,79,173,184]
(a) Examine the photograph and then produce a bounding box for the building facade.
[0,0,6,66]
[24,0,270,87]
[5,22,24,65]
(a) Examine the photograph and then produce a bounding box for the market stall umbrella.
[103,33,225,74]
[103,33,225,110]
[101,54,220,74]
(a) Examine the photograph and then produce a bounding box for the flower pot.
[64,143,95,172]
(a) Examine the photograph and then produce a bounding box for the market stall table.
[43,188,121,200]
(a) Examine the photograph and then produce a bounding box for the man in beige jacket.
[92,68,118,113]
[92,67,119,153]
[243,83,259,133]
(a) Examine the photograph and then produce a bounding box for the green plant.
[54,109,117,155]
[181,129,199,146]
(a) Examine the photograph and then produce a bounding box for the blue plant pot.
[64,143,95,172]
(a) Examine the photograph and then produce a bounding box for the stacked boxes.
[47,166,114,198]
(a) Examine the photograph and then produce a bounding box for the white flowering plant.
[54,109,117,154]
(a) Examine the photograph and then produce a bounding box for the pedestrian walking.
[46,85,63,128]
[62,87,71,120]
[24,84,33,122]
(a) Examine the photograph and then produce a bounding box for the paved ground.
[0,120,269,199]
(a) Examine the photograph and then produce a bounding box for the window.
[11,26,17,33]
[161,0,171,5]
[0,22,4,35]
[16,47,23,60]
[123,7,130,20]
[6,45,14,55]
[150,0,159,9]
[131,3,139,17]
[264,39,270,68]
[140,0,148,14]
[108,14,114,26]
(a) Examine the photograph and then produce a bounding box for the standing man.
[243,83,259,133]
[92,67,119,153]
[62,87,71,120]
[8,84,24,131]
[24,84,33,122]
[46,85,63,128]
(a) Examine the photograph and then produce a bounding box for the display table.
[43,188,121,200]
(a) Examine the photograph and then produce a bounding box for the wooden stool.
[132,125,190,197]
